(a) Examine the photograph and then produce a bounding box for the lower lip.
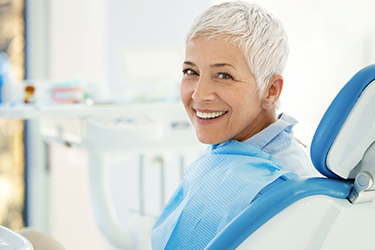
[195,112,227,125]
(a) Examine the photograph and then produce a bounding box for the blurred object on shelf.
[51,79,84,104]
[24,85,35,104]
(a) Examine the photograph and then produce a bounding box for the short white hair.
[185,1,289,99]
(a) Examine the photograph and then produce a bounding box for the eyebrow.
[183,61,195,66]
[211,63,235,69]
[183,61,235,69]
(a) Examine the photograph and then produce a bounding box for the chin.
[196,134,213,145]
[196,134,224,145]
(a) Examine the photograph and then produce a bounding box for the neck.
[237,108,277,142]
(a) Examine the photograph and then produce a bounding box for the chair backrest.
[310,64,375,179]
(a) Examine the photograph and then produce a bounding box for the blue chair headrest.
[310,64,375,179]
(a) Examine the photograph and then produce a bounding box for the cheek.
[230,92,261,119]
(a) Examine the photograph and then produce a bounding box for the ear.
[262,75,283,109]
[262,74,283,109]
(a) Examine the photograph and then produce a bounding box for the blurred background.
[0,0,374,249]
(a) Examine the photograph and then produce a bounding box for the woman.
[151,1,316,249]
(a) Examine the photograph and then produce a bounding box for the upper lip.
[194,107,227,113]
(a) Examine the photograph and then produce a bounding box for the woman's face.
[180,37,272,145]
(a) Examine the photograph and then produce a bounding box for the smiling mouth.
[196,111,228,119]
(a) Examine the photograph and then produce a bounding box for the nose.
[191,76,217,103]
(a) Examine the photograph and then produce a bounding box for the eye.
[217,72,234,80]
[182,69,198,76]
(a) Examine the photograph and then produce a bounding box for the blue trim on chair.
[205,177,353,250]
[310,64,375,179]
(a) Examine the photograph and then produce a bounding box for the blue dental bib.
[151,140,297,250]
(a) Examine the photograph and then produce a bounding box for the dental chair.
[206,64,375,250]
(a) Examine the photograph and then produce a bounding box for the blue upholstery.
[310,64,375,179]
[205,177,353,250]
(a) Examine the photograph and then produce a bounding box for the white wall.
[105,0,211,96]
[49,0,108,83]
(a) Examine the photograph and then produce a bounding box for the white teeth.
[196,111,226,119]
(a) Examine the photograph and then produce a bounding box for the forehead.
[185,37,248,69]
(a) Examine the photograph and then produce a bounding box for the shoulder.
[271,135,317,177]
[244,113,317,176]
[259,113,317,177]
